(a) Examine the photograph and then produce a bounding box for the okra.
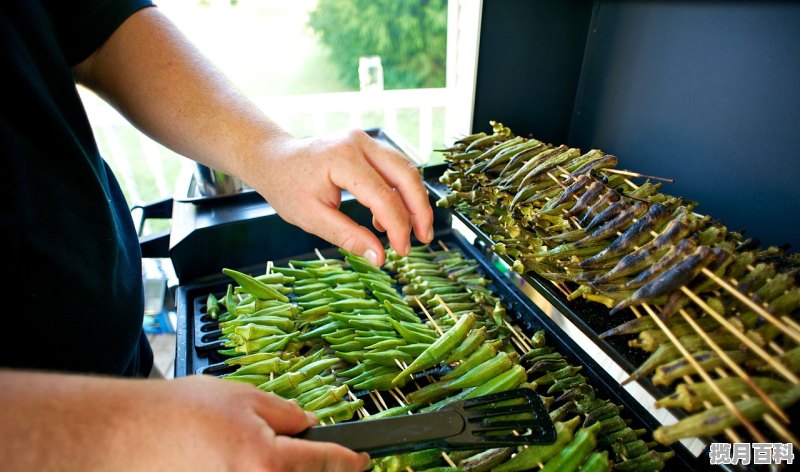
[206,293,220,320]
[392,313,477,385]
[231,357,292,376]
[362,402,421,420]
[222,268,289,302]
[257,371,305,396]
[443,326,487,364]
[296,357,340,378]
[492,416,581,472]
[458,447,513,472]
[353,372,405,391]
[221,374,270,386]
[577,450,610,472]
[314,399,364,423]
[441,340,502,380]
[303,385,349,411]
[612,450,675,472]
[283,374,334,398]
[465,364,526,398]
[540,421,602,472]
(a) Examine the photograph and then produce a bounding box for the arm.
[72,6,434,265]
[0,370,369,471]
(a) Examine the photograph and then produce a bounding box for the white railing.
[80,87,457,206]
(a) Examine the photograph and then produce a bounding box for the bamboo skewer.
[677,307,790,423]
[601,167,675,183]
[713,367,800,446]
[700,268,800,344]
[680,375,743,444]
[433,294,460,322]
[415,296,444,336]
[505,165,799,445]
[635,304,769,443]
[679,286,800,385]
[503,319,532,352]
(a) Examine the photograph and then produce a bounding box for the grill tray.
[174,228,715,471]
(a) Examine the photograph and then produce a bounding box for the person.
[0,1,434,470]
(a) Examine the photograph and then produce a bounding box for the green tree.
[308,0,447,90]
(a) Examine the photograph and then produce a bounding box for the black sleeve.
[48,0,155,66]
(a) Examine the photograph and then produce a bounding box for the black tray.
[174,228,714,471]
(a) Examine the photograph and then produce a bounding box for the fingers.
[298,198,387,266]
[329,155,414,257]
[250,391,316,435]
[272,436,371,472]
[353,130,434,245]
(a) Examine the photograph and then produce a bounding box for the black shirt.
[1,0,155,376]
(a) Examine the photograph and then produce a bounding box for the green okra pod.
[206,293,220,320]
[612,450,675,472]
[257,371,305,396]
[577,450,610,472]
[362,402,421,420]
[314,399,364,423]
[465,364,526,398]
[442,340,503,380]
[221,374,270,386]
[539,421,602,472]
[284,374,334,398]
[491,416,581,472]
[443,326,487,364]
[231,357,292,376]
[302,385,350,411]
[392,313,477,385]
[222,268,289,302]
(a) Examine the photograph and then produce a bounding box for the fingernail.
[360,452,371,469]
[404,242,411,255]
[363,248,379,266]
[426,226,435,242]
[305,411,318,424]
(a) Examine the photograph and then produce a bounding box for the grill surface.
[174,228,714,471]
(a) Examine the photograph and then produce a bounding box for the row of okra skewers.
[435,121,800,448]
[201,245,672,471]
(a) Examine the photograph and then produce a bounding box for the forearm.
[0,370,158,471]
[73,6,284,178]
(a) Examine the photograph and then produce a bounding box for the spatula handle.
[294,409,465,457]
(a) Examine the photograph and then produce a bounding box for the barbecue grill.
[151,2,800,471]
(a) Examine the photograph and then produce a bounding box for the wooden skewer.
[395,359,419,387]
[433,294,460,322]
[372,389,390,412]
[415,296,444,336]
[314,248,325,261]
[441,452,458,468]
[636,304,769,443]
[503,319,532,352]
[769,341,785,356]
[712,367,799,445]
[681,374,743,444]
[700,268,800,344]
[387,388,406,407]
[602,167,675,183]
[677,308,790,423]
[393,387,412,406]
[437,240,450,252]
[679,286,800,384]
[265,260,273,274]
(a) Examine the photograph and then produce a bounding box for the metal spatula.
[294,388,556,457]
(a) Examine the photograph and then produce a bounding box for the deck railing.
[80,87,455,206]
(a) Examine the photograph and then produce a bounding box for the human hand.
[0,371,369,472]
[126,375,371,471]
[247,129,435,266]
